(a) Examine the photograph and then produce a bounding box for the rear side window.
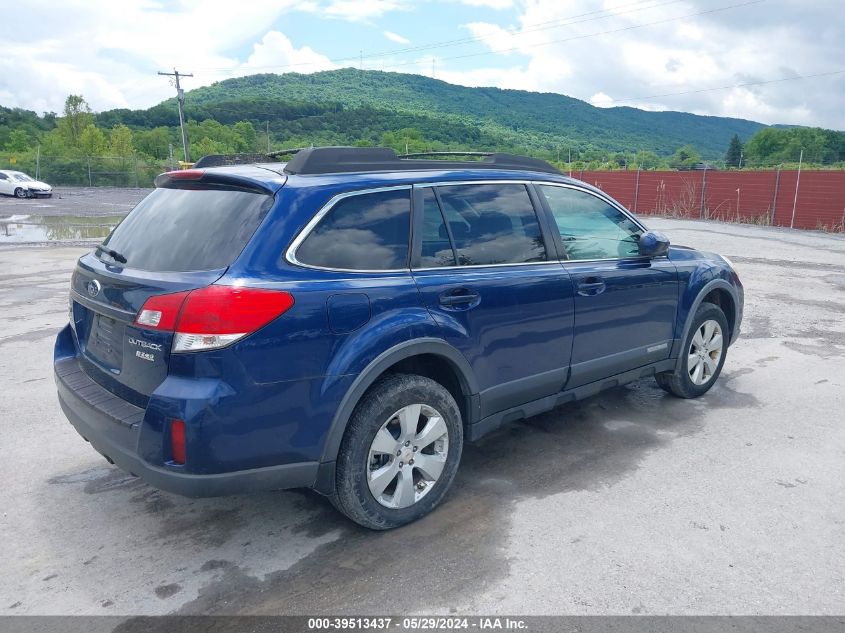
[296,189,411,270]
[100,188,272,272]
[419,188,456,268]
[434,184,546,266]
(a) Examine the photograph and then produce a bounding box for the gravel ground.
[0,216,842,617]
[0,187,151,218]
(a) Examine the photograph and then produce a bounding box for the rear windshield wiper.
[95,244,127,264]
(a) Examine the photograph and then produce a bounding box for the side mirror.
[638,230,670,258]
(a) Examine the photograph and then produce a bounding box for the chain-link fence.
[3,155,177,188]
[576,169,845,232]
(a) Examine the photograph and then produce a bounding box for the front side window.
[434,184,546,266]
[296,189,411,270]
[538,185,643,260]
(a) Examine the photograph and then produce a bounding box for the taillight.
[134,286,294,352]
[170,419,186,465]
[135,291,190,330]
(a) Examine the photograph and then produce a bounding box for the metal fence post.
[770,166,781,225]
[133,154,139,188]
[87,157,92,187]
[790,149,803,229]
[699,168,707,218]
[633,167,641,214]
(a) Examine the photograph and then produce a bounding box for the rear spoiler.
[154,167,286,195]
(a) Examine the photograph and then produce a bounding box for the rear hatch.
[69,174,279,405]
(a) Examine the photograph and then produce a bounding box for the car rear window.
[295,189,411,270]
[99,188,272,272]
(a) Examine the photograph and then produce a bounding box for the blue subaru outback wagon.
[55,147,743,529]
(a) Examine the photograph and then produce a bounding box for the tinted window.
[539,185,642,260]
[297,189,410,270]
[100,187,272,272]
[419,188,456,268]
[435,184,546,266]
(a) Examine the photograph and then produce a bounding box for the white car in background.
[0,170,53,198]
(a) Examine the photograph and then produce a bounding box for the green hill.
[98,68,767,160]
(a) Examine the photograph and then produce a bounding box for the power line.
[157,69,193,162]
[382,0,766,70]
[606,69,845,104]
[195,0,690,74]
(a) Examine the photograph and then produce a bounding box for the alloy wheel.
[687,319,724,385]
[366,403,449,509]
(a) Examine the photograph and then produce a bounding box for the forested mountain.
[101,68,767,159]
[4,69,843,180]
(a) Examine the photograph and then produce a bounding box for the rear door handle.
[438,289,481,309]
[576,277,606,296]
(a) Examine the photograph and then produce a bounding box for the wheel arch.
[673,278,738,368]
[316,338,479,491]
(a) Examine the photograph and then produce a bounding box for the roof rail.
[193,153,273,168]
[399,151,496,158]
[193,148,312,168]
[283,147,560,176]
[267,147,310,159]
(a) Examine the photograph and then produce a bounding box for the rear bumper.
[54,355,319,497]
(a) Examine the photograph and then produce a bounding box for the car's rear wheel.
[332,373,463,530]
[656,301,729,398]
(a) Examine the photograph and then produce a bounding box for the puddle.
[0,214,123,242]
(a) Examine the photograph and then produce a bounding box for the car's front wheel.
[14,187,28,199]
[656,301,729,398]
[332,373,463,530]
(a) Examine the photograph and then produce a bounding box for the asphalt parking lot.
[0,212,843,616]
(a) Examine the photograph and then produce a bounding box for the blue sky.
[1,0,843,128]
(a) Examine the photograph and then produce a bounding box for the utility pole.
[266,121,271,153]
[158,69,193,163]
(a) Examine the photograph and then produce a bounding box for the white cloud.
[589,92,613,108]
[463,22,516,54]
[240,31,337,73]
[384,30,411,44]
[460,0,514,9]
[441,0,845,128]
[0,0,843,130]
[322,0,408,22]
[0,0,326,113]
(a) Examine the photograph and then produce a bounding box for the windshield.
[99,187,273,272]
[9,173,33,182]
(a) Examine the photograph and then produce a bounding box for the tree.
[57,95,94,147]
[4,129,30,153]
[725,134,743,168]
[233,121,257,151]
[109,124,134,158]
[135,127,172,160]
[670,144,701,170]
[79,124,107,156]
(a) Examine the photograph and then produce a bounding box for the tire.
[14,187,27,199]
[656,302,729,398]
[332,373,463,530]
